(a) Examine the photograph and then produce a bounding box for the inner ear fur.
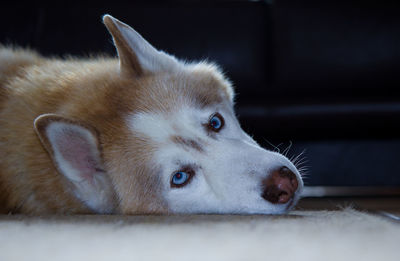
[34,113,117,213]
[34,114,100,157]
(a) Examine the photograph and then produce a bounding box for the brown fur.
[0,46,231,214]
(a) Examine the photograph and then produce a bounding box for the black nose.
[261,167,299,204]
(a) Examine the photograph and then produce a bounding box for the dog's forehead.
[124,62,234,146]
[180,62,234,105]
[133,62,233,112]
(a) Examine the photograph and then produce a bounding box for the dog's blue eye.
[171,167,195,188]
[172,171,189,186]
[209,113,224,132]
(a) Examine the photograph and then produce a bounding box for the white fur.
[128,102,303,214]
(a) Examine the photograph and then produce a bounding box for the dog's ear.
[34,114,117,213]
[103,14,180,77]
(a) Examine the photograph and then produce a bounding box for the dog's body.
[0,15,303,215]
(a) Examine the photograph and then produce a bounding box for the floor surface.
[0,197,399,261]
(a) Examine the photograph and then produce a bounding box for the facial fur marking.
[171,136,204,153]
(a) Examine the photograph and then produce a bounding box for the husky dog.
[0,15,303,214]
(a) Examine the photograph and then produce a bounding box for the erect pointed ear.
[34,114,117,213]
[103,14,180,77]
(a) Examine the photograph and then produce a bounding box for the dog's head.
[34,15,303,214]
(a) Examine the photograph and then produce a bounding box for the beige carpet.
[0,208,399,261]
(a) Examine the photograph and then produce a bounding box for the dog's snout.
[261,166,299,204]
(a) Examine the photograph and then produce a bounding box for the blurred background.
[1,0,400,196]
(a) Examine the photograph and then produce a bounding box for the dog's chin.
[261,198,300,215]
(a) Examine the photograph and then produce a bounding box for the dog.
[0,15,303,214]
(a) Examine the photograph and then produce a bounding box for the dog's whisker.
[263,138,281,153]
[298,166,309,171]
[291,149,307,166]
[282,141,293,157]
[295,159,309,169]
[298,170,310,175]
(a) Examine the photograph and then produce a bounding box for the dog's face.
[35,15,303,214]
[103,15,304,214]
[126,68,303,214]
